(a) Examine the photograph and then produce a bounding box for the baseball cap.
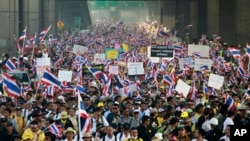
[209,117,218,125]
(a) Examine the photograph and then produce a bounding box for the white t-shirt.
[116,132,131,141]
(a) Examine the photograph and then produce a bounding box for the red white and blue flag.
[48,122,62,137]
[78,94,91,139]
[224,94,236,111]
[39,25,51,41]
[19,26,27,41]
[2,72,21,98]
[41,68,61,88]
[5,59,16,71]
[228,48,241,58]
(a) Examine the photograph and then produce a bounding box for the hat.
[0,118,7,122]
[123,123,130,130]
[113,101,120,106]
[209,117,218,125]
[60,111,68,119]
[154,133,163,140]
[57,96,66,103]
[237,105,247,110]
[31,110,43,117]
[23,57,28,61]
[30,120,39,125]
[158,108,164,113]
[185,108,193,113]
[97,102,104,107]
[82,132,92,138]
[90,81,98,89]
[11,133,22,139]
[15,107,22,111]
[96,123,104,129]
[133,109,140,114]
[177,124,185,130]
[63,127,76,135]
[180,112,189,118]
[150,108,158,113]
[134,101,141,105]
[7,121,13,126]
[26,100,33,105]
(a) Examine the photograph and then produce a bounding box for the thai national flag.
[192,52,200,58]
[246,43,250,57]
[29,33,37,46]
[213,35,222,41]
[237,65,246,76]
[114,75,124,89]
[228,48,241,58]
[200,65,209,71]
[176,70,185,77]
[19,26,27,41]
[76,82,86,95]
[53,58,63,67]
[2,72,21,98]
[78,94,91,139]
[87,67,103,80]
[48,122,62,137]
[5,59,16,71]
[39,25,51,41]
[47,85,55,97]
[224,94,236,111]
[163,74,174,85]
[41,69,61,88]
[189,82,197,100]
[173,45,183,51]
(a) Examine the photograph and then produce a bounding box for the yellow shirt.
[15,115,26,134]
[22,128,45,141]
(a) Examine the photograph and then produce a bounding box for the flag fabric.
[78,94,91,139]
[39,25,51,41]
[76,82,86,94]
[48,122,62,137]
[2,72,21,98]
[19,26,27,40]
[228,48,241,58]
[224,94,236,111]
[163,74,174,86]
[200,65,209,72]
[213,35,222,41]
[5,59,16,71]
[41,68,61,88]
[246,43,250,57]
[47,85,55,98]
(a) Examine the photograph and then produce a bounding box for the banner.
[127,62,144,75]
[179,57,194,70]
[194,59,213,71]
[122,44,129,52]
[109,65,119,74]
[149,45,174,58]
[94,53,106,65]
[105,48,119,59]
[73,44,88,54]
[36,58,50,78]
[208,73,224,89]
[175,79,191,98]
[188,44,209,57]
[58,70,72,82]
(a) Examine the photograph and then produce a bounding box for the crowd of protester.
[0,20,249,141]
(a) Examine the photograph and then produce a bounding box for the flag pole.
[31,32,37,61]
[21,26,27,56]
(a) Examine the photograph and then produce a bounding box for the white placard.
[194,59,213,71]
[58,70,73,82]
[36,58,51,78]
[175,79,191,98]
[127,62,144,75]
[127,62,143,68]
[73,44,88,54]
[188,44,209,57]
[118,83,137,97]
[179,57,194,70]
[94,53,106,64]
[208,73,224,89]
[109,66,118,74]
[36,58,51,66]
[128,68,144,75]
